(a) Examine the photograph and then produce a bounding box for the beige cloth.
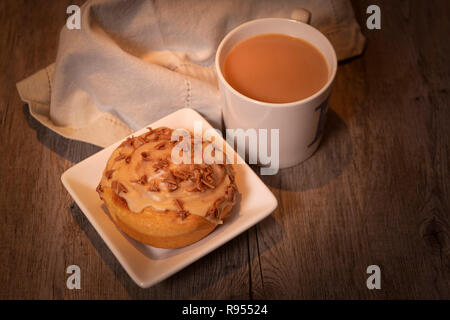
[17,0,365,148]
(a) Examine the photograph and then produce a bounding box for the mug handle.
[291,8,311,24]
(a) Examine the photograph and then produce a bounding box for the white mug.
[215,17,337,169]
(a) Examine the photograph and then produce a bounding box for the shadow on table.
[70,201,283,299]
[260,108,353,192]
[22,103,101,163]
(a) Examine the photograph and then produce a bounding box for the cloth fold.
[17,0,365,148]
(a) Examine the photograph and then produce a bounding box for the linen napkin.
[17,0,365,148]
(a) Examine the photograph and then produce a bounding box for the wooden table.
[1,0,449,299]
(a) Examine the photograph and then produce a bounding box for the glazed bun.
[96,127,237,249]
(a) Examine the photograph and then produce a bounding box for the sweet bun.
[96,127,237,249]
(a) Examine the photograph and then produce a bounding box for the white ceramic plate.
[61,108,278,288]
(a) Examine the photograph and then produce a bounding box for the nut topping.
[148,180,160,192]
[115,153,126,161]
[174,199,190,220]
[131,175,148,185]
[100,126,237,218]
[112,180,128,194]
[105,169,115,180]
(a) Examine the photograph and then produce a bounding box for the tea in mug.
[223,33,328,103]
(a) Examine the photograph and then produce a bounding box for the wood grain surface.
[0,0,449,299]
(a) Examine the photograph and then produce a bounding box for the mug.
[215,17,337,169]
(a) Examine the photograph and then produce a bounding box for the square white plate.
[61,108,278,288]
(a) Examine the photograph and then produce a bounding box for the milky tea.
[223,33,328,103]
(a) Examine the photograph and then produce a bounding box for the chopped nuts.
[173,199,190,220]
[145,133,159,142]
[226,185,235,201]
[134,136,146,148]
[154,141,166,150]
[206,196,226,220]
[96,183,104,199]
[131,175,148,185]
[96,183,103,193]
[141,152,151,161]
[115,153,126,161]
[153,158,169,171]
[174,199,184,211]
[172,169,191,181]
[148,180,160,192]
[164,171,178,191]
[185,164,218,192]
[112,180,128,194]
[178,210,190,220]
[201,178,215,189]
[166,181,178,192]
[105,169,115,179]
[120,136,135,148]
